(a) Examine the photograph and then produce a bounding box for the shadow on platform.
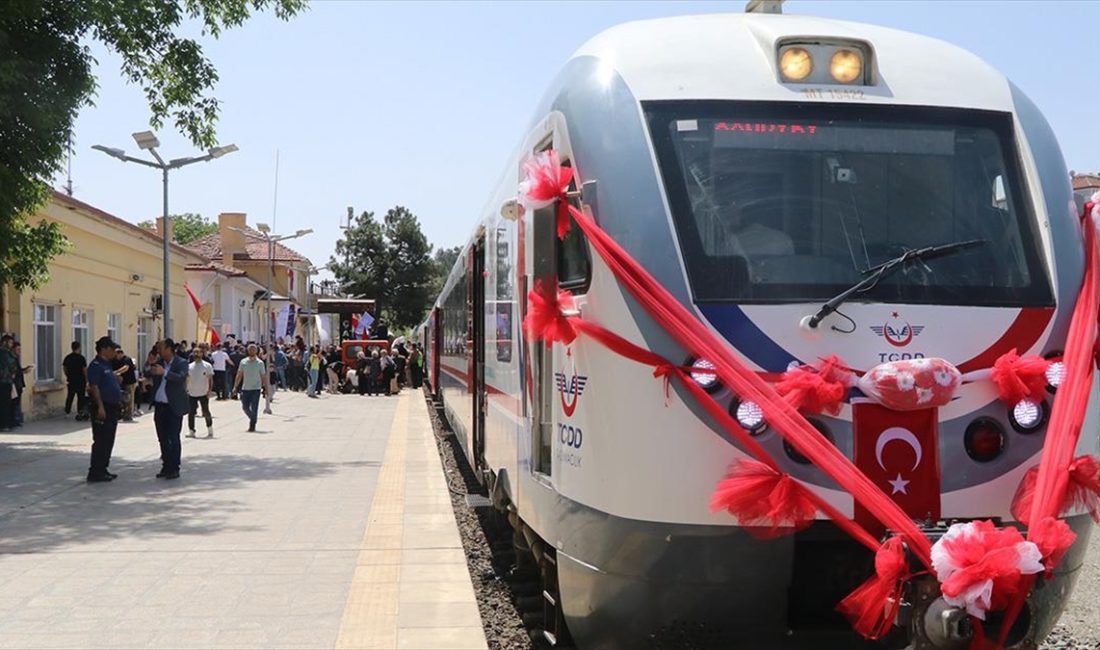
[0,444,336,555]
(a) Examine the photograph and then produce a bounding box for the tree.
[329,206,435,331]
[329,209,389,312]
[0,0,306,324]
[384,206,435,330]
[430,245,461,296]
[137,213,218,245]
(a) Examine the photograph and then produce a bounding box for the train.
[418,6,1094,650]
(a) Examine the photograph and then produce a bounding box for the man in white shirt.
[210,345,232,401]
[186,351,215,438]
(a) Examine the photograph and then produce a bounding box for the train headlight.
[829,48,863,84]
[1010,398,1047,433]
[1046,361,1065,391]
[689,357,720,392]
[732,400,767,435]
[779,47,813,82]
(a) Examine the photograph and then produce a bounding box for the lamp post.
[93,132,237,339]
[230,225,312,343]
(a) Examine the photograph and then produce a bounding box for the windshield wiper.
[804,239,987,330]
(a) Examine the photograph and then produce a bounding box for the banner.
[316,314,332,344]
[285,305,297,337]
[355,310,374,337]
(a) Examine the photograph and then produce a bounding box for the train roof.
[573,13,1015,112]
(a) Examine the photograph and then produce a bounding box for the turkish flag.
[853,404,941,534]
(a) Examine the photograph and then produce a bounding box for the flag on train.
[853,404,941,531]
[355,311,374,337]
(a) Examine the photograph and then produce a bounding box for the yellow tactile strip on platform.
[335,392,486,649]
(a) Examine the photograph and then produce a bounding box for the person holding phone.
[86,336,122,482]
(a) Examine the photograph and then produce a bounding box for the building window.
[137,317,152,358]
[107,313,121,344]
[34,304,60,382]
[72,308,92,357]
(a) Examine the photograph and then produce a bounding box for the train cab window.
[646,102,1053,308]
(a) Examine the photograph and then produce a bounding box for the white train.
[421,7,1093,649]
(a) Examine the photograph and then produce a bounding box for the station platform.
[0,388,487,650]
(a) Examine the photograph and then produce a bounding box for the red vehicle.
[340,339,390,367]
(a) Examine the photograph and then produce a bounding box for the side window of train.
[557,161,591,292]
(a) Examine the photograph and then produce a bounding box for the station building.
[184,213,314,342]
[0,191,201,420]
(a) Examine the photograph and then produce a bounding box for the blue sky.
[58,1,1098,279]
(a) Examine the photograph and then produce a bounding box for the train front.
[538,12,1096,650]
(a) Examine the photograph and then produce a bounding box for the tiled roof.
[185,261,247,276]
[1073,174,1100,190]
[50,191,207,262]
[186,228,312,265]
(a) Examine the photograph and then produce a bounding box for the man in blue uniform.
[149,338,190,479]
[86,336,122,482]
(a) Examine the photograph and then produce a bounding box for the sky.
[57,0,1099,282]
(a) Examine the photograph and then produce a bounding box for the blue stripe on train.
[697,304,802,373]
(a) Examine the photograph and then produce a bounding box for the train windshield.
[647,102,1053,306]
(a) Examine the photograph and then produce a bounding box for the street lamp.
[93,132,238,339]
[229,225,312,342]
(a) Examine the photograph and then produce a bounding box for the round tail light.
[965,418,1005,462]
[1044,350,1064,393]
[689,357,720,392]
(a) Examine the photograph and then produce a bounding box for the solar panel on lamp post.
[92,133,238,341]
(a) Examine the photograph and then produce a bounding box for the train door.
[430,307,441,398]
[470,234,488,470]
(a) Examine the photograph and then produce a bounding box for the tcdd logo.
[870,312,924,348]
[558,423,583,449]
[554,372,588,417]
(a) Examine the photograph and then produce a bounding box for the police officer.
[86,336,122,482]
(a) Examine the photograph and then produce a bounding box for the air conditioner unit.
[151,294,164,312]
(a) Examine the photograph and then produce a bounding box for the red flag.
[853,404,940,533]
[183,283,221,345]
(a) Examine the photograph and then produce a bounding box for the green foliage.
[0,0,306,292]
[137,213,218,244]
[431,245,461,295]
[329,207,435,330]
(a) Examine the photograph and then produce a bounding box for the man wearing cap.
[86,336,122,482]
[148,338,190,479]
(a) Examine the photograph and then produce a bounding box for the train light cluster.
[777,41,871,85]
[964,418,1006,463]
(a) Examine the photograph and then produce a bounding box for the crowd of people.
[12,331,425,483]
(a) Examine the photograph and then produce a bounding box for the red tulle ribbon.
[709,459,818,538]
[1029,516,1077,577]
[931,521,1044,620]
[990,349,1050,404]
[519,149,575,239]
[1012,455,1100,525]
[836,538,910,640]
[776,355,851,415]
[522,283,577,345]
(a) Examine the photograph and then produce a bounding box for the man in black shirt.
[113,348,138,421]
[228,344,246,400]
[63,341,88,420]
